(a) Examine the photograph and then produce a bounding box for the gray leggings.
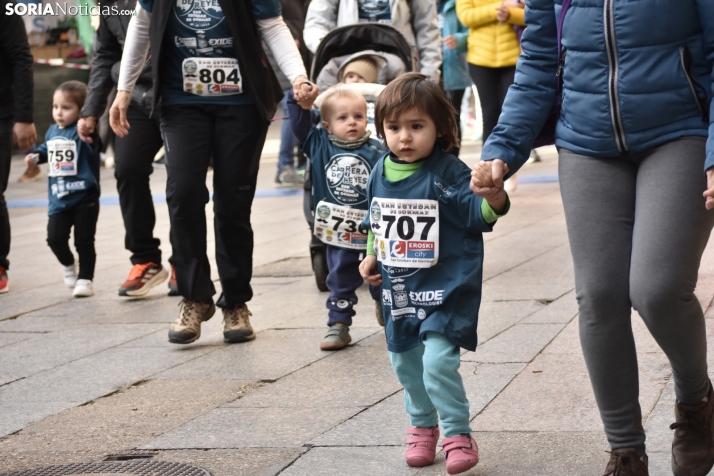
[559,137,714,454]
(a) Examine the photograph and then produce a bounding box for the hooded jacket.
[481,0,714,174]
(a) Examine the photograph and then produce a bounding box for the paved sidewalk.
[0,139,712,476]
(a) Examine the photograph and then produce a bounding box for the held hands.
[704,169,714,210]
[471,159,510,214]
[359,255,382,286]
[78,116,97,143]
[109,90,133,138]
[293,75,318,110]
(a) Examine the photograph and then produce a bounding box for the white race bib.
[182,57,242,96]
[314,200,369,250]
[47,138,77,177]
[370,198,439,268]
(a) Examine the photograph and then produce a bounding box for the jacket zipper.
[679,46,707,121]
[603,0,628,153]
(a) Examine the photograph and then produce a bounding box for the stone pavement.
[1,132,713,476]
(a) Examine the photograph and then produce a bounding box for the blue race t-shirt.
[36,124,101,216]
[138,0,280,105]
[365,148,494,353]
[358,0,392,23]
[303,126,385,250]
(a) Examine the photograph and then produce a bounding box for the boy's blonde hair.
[375,72,459,152]
[319,85,368,122]
[56,80,88,110]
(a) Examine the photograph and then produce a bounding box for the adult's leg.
[161,105,214,303]
[558,149,644,453]
[496,66,516,110]
[629,137,712,404]
[211,104,269,308]
[325,245,363,326]
[389,343,439,429]
[113,102,164,265]
[421,331,471,437]
[72,194,100,280]
[0,120,12,270]
[446,89,465,156]
[47,211,75,267]
[277,90,296,175]
[468,64,501,143]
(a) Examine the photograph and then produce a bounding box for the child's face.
[343,72,367,84]
[383,107,438,162]
[322,96,368,141]
[52,91,80,128]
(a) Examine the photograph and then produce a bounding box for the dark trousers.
[0,120,12,270]
[47,193,100,280]
[113,102,164,265]
[160,103,268,308]
[468,64,515,143]
[445,89,465,156]
[325,245,380,326]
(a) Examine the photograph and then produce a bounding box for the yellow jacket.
[456,0,521,68]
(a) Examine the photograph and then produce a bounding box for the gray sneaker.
[319,325,352,350]
[223,304,256,343]
[169,299,216,344]
[276,166,304,187]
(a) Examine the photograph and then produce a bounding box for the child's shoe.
[404,426,439,467]
[63,263,77,288]
[442,434,479,475]
[73,279,94,298]
[319,324,351,350]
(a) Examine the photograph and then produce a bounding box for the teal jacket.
[438,0,471,91]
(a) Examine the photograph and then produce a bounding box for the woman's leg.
[468,64,501,143]
[446,89,465,156]
[72,194,100,281]
[629,137,712,404]
[496,66,516,110]
[47,211,75,267]
[390,343,439,429]
[558,149,645,453]
[421,331,471,437]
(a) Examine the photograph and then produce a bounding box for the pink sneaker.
[442,434,479,474]
[404,426,439,467]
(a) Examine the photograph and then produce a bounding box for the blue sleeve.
[454,180,493,233]
[696,0,714,172]
[36,142,47,163]
[480,0,559,178]
[252,0,281,19]
[287,89,314,145]
[138,0,153,12]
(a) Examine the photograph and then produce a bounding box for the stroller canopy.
[310,24,414,82]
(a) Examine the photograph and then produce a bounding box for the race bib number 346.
[47,138,77,177]
[370,198,439,268]
[182,57,242,96]
[314,200,369,250]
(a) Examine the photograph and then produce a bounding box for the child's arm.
[32,142,48,164]
[286,89,316,145]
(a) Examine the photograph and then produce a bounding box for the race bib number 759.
[47,138,77,177]
[370,198,439,268]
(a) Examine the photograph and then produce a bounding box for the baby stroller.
[304,23,414,291]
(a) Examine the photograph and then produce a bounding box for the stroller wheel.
[312,250,329,292]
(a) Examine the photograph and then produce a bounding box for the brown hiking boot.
[671,381,714,476]
[602,448,648,476]
[168,299,215,344]
[222,304,255,344]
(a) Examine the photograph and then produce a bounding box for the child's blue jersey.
[366,148,493,353]
[302,126,385,250]
[36,124,101,216]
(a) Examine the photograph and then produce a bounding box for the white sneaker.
[63,264,77,288]
[73,279,93,297]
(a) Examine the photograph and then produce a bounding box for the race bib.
[182,57,242,96]
[314,200,369,250]
[370,198,439,268]
[47,138,77,177]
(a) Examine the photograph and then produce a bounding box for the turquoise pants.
[389,331,472,437]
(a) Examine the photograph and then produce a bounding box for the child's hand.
[496,3,511,22]
[359,255,382,286]
[24,153,38,168]
[296,96,315,110]
[470,159,509,195]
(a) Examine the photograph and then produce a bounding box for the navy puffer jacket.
[481,0,714,173]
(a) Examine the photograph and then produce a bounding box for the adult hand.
[109,90,132,138]
[470,159,509,195]
[704,168,714,210]
[496,3,511,22]
[13,122,36,151]
[442,35,458,50]
[78,116,97,143]
[293,75,318,106]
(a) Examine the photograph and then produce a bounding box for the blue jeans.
[325,245,379,326]
[389,331,472,437]
[278,89,297,172]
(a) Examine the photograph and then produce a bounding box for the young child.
[358,73,509,474]
[288,85,386,350]
[339,56,379,84]
[26,81,101,297]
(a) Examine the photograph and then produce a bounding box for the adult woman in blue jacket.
[474,1,714,475]
[438,0,470,156]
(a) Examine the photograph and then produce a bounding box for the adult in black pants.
[111,0,317,344]
[0,0,37,294]
[78,0,172,297]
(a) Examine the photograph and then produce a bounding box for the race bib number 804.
[370,198,439,268]
[47,138,77,177]
[182,57,242,96]
[314,200,369,250]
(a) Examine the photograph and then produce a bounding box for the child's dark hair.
[56,80,88,110]
[374,72,459,152]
